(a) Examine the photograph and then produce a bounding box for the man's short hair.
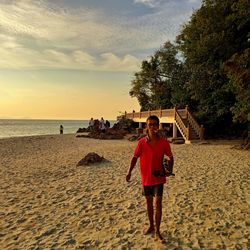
[146,115,160,125]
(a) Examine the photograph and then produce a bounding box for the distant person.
[126,115,174,242]
[94,119,100,131]
[100,117,106,133]
[105,120,110,129]
[89,118,95,131]
[60,125,64,134]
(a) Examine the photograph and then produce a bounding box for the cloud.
[134,0,162,8]
[0,34,21,49]
[0,43,140,72]
[0,1,141,71]
[72,51,96,67]
[0,1,115,50]
[0,0,201,71]
[99,53,140,72]
[188,0,201,3]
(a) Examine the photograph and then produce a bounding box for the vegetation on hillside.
[130,0,249,137]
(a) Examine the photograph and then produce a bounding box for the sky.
[0,0,202,120]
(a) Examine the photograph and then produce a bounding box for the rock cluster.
[76,127,88,133]
[127,134,145,141]
[76,118,136,140]
[231,130,250,150]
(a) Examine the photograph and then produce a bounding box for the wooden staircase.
[119,106,204,143]
[174,107,204,142]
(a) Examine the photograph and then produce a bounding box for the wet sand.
[0,134,249,249]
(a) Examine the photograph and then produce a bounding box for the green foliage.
[130,41,193,111]
[224,48,250,122]
[176,0,249,133]
[118,117,135,128]
[130,0,249,136]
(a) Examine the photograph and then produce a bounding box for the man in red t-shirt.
[126,115,174,242]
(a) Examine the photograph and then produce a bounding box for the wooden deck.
[118,107,204,143]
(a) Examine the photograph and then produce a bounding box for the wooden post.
[200,125,204,140]
[173,106,177,119]
[185,105,189,119]
[124,111,127,118]
[160,106,162,118]
[173,122,177,139]
[187,125,190,140]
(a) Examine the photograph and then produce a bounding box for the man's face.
[147,119,159,134]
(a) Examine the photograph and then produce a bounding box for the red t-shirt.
[134,136,173,186]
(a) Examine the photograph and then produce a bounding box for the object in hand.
[152,170,166,177]
[163,158,175,176]
[152,158,175,177]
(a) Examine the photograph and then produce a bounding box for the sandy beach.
[0,134,249,249]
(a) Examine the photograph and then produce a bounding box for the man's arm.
[164,139,174,175]
[126,156,138,182]
[166,155,174,176]
[168,155,174,171]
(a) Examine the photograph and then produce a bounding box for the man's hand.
[166,171,175,177]
[126,172,131,182]
[126,157,137,182]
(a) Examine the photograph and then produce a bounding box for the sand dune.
[0,135,249,249]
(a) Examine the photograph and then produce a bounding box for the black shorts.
[142,184,164,197]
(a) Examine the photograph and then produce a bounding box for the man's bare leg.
[154,196,163,241]
[144,195,154,234]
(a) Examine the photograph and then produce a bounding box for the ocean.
[0,119,116,139]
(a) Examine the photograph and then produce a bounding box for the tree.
[176,0,249,134]
[224,0,250,123]
[130,0,249,136]
[224,48,250,123]
[154,42,192,108]
[130,42,192,111]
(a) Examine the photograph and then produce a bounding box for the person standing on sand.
[99,117,106,133]
[60,125,63,134]
[126,115,174,242]
[89,118,95,131]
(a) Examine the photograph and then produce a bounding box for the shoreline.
[0,134,249,249]
[0,133,77,140]
[0,132,243,144]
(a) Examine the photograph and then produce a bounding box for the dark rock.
[127,134,145,141]
[112,118,136,133]
[76,128,88,133]
[172,138,185,144]
[77,128,124,140]
[77,152,107,166]
[97,131,124,140]
[231,129,250,150]
[75,134,89,138]
[76,117,136,140]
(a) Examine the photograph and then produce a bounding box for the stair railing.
[174,108,189,140]
[121,107,204,141]
[186,107,204,140]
